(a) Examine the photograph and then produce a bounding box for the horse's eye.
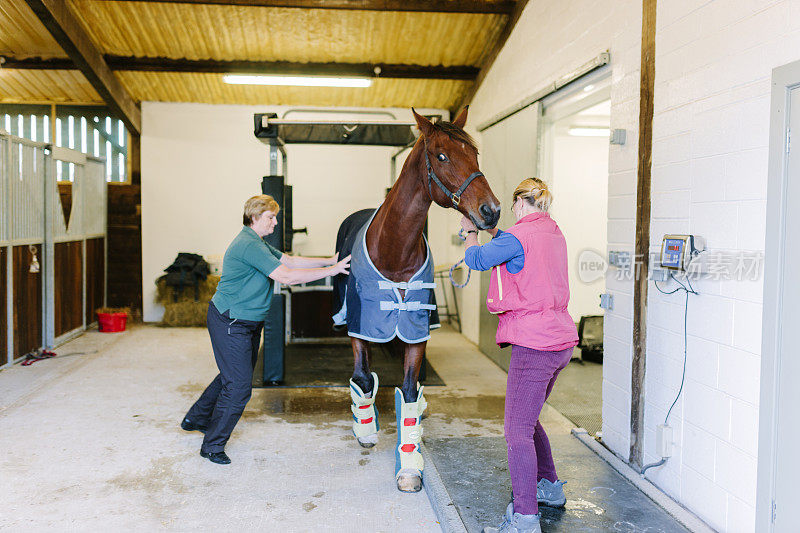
[437,153,448,162]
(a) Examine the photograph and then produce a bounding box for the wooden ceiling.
[0,0,529,134]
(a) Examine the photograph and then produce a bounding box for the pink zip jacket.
[486,212,578,351]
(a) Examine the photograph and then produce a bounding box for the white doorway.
[538,75,611,435]
[757,60,800,532]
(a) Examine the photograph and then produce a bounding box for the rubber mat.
[255,341,444,388]
[545,355,603,435]
[426,435,689,533]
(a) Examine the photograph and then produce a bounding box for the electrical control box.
[660,234,703,271]
[656,424,673,458]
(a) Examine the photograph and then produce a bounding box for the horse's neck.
[366,148,431,280]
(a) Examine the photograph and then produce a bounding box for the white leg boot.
[350,372,379,448]
[395,385,425,492]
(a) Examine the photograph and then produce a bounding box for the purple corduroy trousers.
[505,344,573,515]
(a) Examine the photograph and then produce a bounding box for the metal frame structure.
[1,129,107,368]
[255,114,438,344]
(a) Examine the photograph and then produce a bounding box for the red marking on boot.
[400,444,415,453]
[360,417,373,424]
[359,405,371,409]
[403,418,417,426]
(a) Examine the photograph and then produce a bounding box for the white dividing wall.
[449,0,643,461]
[640,2,800,531]
[141,102,447,322]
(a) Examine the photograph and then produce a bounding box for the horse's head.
[412,108,501,230]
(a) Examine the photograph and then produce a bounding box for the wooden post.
[630,0,657,469]
[128,132,140,185]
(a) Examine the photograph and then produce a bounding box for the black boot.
[181,417,208,434]
[200,450,231,464]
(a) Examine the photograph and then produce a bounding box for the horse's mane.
[431,120,478,154]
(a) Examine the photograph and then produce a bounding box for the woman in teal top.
[182,195,351,465]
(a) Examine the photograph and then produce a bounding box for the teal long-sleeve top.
[211,226,283,322]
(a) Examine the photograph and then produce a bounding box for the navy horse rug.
[333,208,440,343]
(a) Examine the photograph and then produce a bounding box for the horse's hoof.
[357,434,378,448]
[396,469,422,493]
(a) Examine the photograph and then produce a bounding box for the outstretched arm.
[270,255,351,285]
[280,253,338,268]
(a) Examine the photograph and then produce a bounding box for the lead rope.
[449,228,472,288]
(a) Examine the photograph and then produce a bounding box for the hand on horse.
[332,254,352,276]
[460,215,478,233]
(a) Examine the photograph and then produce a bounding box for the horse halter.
[422,137,484,208]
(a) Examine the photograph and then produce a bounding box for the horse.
[332,107,500,493]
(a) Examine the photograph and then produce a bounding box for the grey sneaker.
[537,478,567,507]
[482,503,542,533]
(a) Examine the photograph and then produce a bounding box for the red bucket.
[97,312,128,332]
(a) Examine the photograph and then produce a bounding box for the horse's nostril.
[479,204,500,225]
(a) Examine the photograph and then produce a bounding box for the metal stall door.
[1,133,8,367]
[477,103,541,371]
[50,149,88,344]
[771,85,800,532]
[82,158,107,326]
[8,135,47,362]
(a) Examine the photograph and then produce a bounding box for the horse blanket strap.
[423,137,484,208]
[379,301,437,312]
[334,208,439,343]
[350,373,380,439]
[377,280,436,291]
[394,386,426,475]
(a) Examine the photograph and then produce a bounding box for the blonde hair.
[243,194,280,226]
[513,178,553,212]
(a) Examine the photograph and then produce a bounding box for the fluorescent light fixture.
[583,84,596,92]
[223,74,372,88]
[568,127,610,137]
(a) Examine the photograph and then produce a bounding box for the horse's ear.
[412,108,435,137]
[452,106,469,129]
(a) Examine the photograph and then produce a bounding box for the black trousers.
[185,302,263,453]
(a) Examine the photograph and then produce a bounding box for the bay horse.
[333,108,500,492]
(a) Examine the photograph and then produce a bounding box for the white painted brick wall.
[641,1,800,530]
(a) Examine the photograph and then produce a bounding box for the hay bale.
[155,275,220,305]
[161,301,209,327]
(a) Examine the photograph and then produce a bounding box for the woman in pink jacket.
[462,178,579,533]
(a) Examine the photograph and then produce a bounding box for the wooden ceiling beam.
[21,0,141,134]
[97,0,515,14]
[450,0,529,116]
[2,56,480,80]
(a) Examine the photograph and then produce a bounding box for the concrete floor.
[0,324,689,532]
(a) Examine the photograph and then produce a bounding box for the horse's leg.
[350,337,380,448]
[395,340,427,493]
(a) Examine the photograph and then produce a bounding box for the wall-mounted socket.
[650,268,670,282]
[610,129,627,145]
[656,424,673,458]
[608,250,631,268]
